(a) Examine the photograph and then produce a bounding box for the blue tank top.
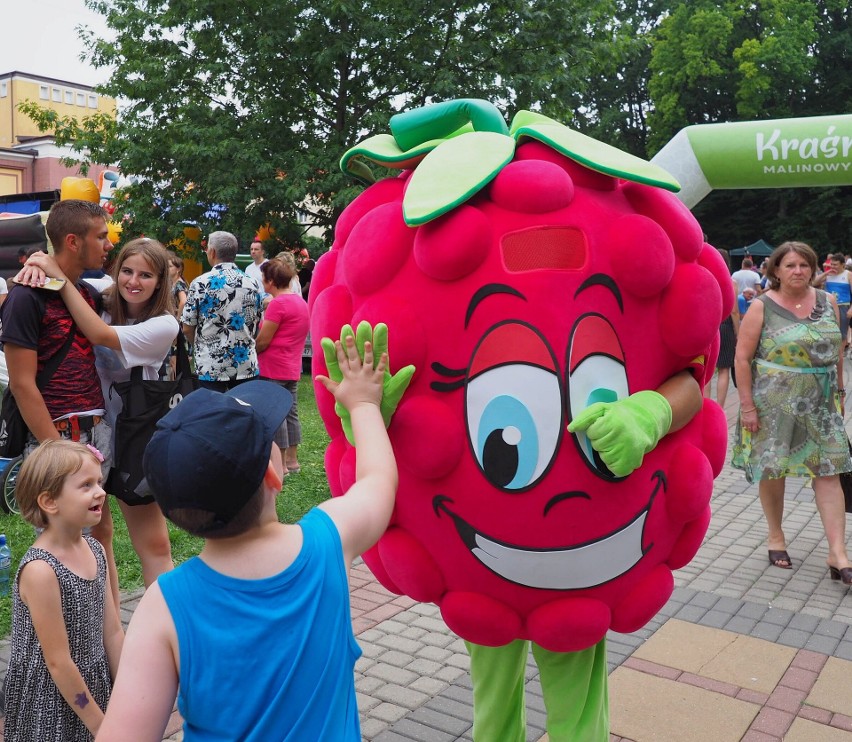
[825,272,852,304]
[158,508,362,741]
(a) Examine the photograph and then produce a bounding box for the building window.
[88,94,97,108]
[76,92,85,106]
[52,87,61,102]
[0,81,6,98]
[65,90,74,104]
[40,85,49,100]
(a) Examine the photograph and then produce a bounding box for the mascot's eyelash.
[430,361,467,392]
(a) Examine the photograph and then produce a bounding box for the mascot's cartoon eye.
[467,363,562,491]
[567,314,629,477]
[466,322,562,491]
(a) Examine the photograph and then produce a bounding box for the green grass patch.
[0,376,331,637]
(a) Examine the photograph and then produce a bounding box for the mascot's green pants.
[465,639,609,742]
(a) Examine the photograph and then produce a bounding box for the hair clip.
[86,444,105,463]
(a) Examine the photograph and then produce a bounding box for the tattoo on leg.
[74,692,90,708]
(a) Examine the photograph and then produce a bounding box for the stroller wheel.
[1,456,22,515]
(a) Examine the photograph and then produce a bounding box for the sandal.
[768,550,792,569]
[829,565,852,585]
[287,465,301,474]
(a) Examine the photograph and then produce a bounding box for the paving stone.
[816,619,849,639]
[674,604,708,622]
[433,665,467,683]
[407,658,445,676]
[418,645,454,663]
[788,612,822,632]
[360,642,386,659]
[360,717,390,740]
[445,653,471,671]
[413,616,453,633]
[426,695,474,720]
[357,692,382,712]
[724,616,758,635]
[356,675,385,694]
[371,702,410,723]
[381,650,418,668]
[390,718,457,742]
[441,684,474,706]
[751,622,784,642]
[763,607,795,627]
[374,683,431,710]
[713,595,745,614]
[700,610,733,629]
[372,730,418,742]
[776,628,811,649]
[366,663,420,686]
[803,633,840,656]
[377,635,427,654]
[356,656,378,673]
[409,677,448,696]
[360,628,385,643]
[409,603,441,617]
[408,706,473,735]
[380,619,411,635]
[834,642,852,661]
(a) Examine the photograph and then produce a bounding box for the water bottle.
[0,534,10,596]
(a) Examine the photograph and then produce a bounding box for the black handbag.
[842,437,852,514]
[106,334,198,505]
[0,326,77,457]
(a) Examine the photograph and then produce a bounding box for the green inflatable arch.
[651,114,852,208]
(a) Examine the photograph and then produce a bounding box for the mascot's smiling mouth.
[432,473,663,590]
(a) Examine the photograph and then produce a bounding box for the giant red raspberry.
[311,101,732,651]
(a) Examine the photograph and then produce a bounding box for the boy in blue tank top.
[98,326,401,741]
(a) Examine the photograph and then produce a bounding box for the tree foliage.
[36,0,609,254]
[569,0,667,157]
[19,0,852,255]
[646,0,851,252]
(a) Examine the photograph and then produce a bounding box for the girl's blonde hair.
[16,440,102,529]
[103,238,175,324]
[273,251,298,281]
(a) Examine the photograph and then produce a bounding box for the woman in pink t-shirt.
[256,258,310,474]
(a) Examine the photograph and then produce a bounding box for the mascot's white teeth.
[434,497,649,590]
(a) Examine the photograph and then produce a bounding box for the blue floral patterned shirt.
[182,263,262,381]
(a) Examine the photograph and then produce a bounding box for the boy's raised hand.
[318,322,414,445]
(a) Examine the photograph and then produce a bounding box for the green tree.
[25,0,610,255]
[571,0,668,157]
[646,0,852,252]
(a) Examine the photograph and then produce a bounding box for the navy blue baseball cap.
[143,381,292,527]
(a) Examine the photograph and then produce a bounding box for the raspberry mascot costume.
[310,100,732,740]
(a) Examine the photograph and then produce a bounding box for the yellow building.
[0,71,116,196]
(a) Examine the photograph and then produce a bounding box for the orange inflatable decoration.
[255,223,275,242]
[60,177,100,203]
[107,221,123,245]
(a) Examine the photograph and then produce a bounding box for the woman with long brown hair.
[20,238,179,608]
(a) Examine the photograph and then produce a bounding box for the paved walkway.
[4,373,852,740]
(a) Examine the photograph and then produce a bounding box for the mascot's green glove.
[567,390,672,478]
[321,321,415,445]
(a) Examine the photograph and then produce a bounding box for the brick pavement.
[3,371,852,740]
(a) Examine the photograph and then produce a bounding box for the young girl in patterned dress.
[3,440,124,741]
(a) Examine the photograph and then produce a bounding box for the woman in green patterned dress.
[733,242,852,583]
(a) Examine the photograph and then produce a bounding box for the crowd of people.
[2,203,851,740]
[0,200,317,739]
